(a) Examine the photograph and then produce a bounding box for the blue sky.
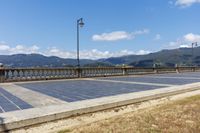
[0,0,200,59]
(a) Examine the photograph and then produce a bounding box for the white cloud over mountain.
[0,42,150,59]
[92,29,149,41]
[0,43,40,54]
[44,48,150,59]
[167,33,200,48]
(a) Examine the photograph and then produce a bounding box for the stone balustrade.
[0,66,199,82]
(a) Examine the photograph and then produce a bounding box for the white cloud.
[175,0,200,7]
[136,50,151,55]
[92,31,132,41]
[167,33,200,48]
[0,44,10,51]
[9,45,40,54]
[0,42,40,55]
[92,29,149,41]
[180,44,190,48]
[154,34,161,40]
[184,33,200,42]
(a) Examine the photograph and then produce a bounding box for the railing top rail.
[0,66,200,70]
[3,67,77,70]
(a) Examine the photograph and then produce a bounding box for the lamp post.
[191,42,198,66]
[77,18,84,77]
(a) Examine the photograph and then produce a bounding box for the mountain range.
[0,47,200,68]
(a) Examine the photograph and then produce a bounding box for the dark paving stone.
[0,94,19,112]
[18,80,165,102]
[99,75,200,85]
[153,72,200,78]
[0,88,33,113]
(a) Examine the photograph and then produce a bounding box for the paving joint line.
[85,78,176,87]
[146,76,200,80]
[0,91,22,110]
[0,105,5,113]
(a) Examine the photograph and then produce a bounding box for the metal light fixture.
[78,18,84,28]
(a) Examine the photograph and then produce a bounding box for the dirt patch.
[59,95,200,133]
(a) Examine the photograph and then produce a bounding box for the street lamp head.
[195,42,198,46]
[192,42,198,47]
[78,18,84,28]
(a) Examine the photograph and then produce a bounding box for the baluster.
[22,69,26,80]
[49,69,52,78]
[89,69,91,77]
[60,69,62,78]
[59,69,61,78]
[17,70,21,80]
[39,69,43,79]
[29,69,32,79]
[74,69,77,77]
[72,69,75,77]
[70,69,73,77]
[30,69,33,80]
[43,69,46,79]
[83,68,86,77]
[58,69,61,78]
[26,69,30,80]
[11,70,15,80]
[61,69,64,78]
[37,69,40,79]
[68,69,71,77]
[32,69,35,79]
[52,69,54,78]
[49,69,52,79]
[93,69,95,76]
[53,69,56,78]
[95,68,98,76]
[67,69,70,78]
[91,69,94,76]
[46,69,49,79]
[64,69,67,78]
[38,69,41,79]
[86,68,89,77]
[5,70,9,80]
[100,68,102,76]
[55,69,58,78]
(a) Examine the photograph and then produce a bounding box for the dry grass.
[59,95,200,133]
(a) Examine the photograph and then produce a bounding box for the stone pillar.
[0,65,5,82]
[153,64,158,74]
[175,64,179,73]
[192,67,195,72]
[77,67,82,78]
[122,67,127,76]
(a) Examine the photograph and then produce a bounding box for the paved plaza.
[1,72,200,113]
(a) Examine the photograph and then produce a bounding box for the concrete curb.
[1,82,200,132]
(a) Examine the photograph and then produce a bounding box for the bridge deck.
[0,72,200,113]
